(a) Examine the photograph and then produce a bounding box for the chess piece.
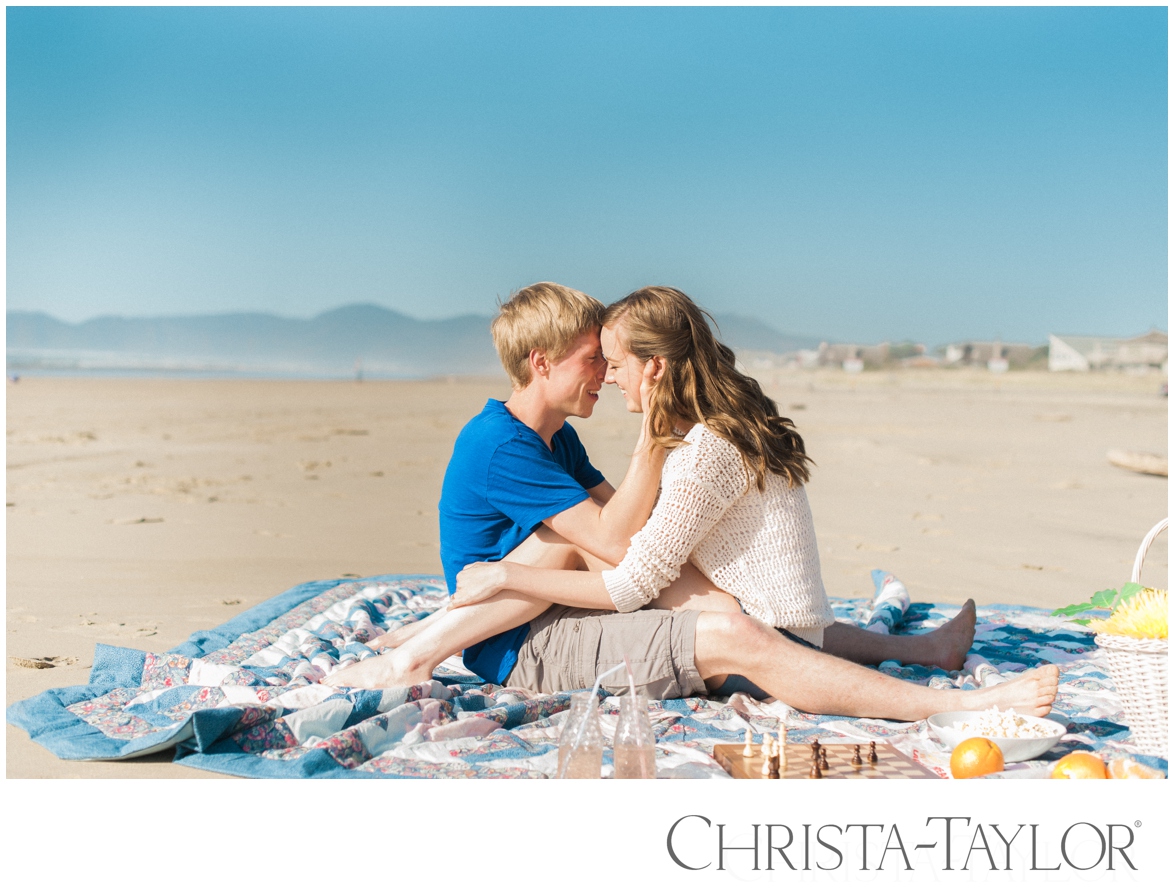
[869,741,879,764]
[777,731,787,771]
[761,751,772,776]
[768,747,780,779]
[810,739,821,761]
[809,758,823,779]
[851,745,863,767]
[819,748,829,770]
[742,729,754,757]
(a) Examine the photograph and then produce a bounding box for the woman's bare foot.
[321,649,434,690]
[970,665,1061,717]
[919,599,977,671]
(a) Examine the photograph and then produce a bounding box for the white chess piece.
[742,728,754,757]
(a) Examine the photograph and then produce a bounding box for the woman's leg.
[648,561,744,613]
[693,611,1060,721]
[369,603,450,651]
[644,563,741,689]
[323,527,610,689]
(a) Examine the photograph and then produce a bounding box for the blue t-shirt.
[438,399,606,683]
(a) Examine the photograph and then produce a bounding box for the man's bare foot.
[322,650,433,690]
[919,599,977,671]
[971,665,1060,717]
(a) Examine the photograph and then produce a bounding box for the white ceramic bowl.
[927,710,1066,763]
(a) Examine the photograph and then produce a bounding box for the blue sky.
[5,5,1168,345]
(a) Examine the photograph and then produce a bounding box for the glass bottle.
[557,691,603,779]
[613,692,657,779]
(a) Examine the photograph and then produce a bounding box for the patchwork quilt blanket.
[7,573,1166,779]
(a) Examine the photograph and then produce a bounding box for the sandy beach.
[5,370,1167,778]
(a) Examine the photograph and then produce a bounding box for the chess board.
[713,743,941,779]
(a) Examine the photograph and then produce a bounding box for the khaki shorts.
[504,604,707,699]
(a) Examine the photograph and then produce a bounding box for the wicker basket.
[1095,518,1168,757]
[1095,634,1167,756]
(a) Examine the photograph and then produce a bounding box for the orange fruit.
[1051,752,1107,779]
[1108,757,1163,780]
[950,737,1005,779]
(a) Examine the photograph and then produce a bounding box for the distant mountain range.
[6,305,824,379]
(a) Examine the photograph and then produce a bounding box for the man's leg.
[822,601,977,671]
[654,567,977,673]
[692,611,1059,721]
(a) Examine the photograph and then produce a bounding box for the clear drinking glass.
[557,691,603,779]
[613,692,657,779]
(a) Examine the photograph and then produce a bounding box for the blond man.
[325,282,1057,725]
[328,281,668,688]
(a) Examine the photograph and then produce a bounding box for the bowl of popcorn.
[928,708,1066,762]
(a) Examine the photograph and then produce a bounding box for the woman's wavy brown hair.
[602,286,812,490]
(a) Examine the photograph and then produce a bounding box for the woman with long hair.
[325,285,984,700]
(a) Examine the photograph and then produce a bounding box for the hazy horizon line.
[12,303,1163,349]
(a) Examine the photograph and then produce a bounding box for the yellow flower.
[1088,588,1168,639]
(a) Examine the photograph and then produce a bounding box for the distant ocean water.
[5,349,423,381]
[5,306,820,382]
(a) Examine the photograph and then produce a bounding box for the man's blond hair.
[492,282,604,389]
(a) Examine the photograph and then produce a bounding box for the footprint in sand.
[11,655,79,670]
[54,618,157,639]
[855,542,899,552]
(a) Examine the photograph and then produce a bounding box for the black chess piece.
[809,759,822,779]
[819,749,829,770]
[768,754,780,779]
[868,741,879,764]
[851,745,863,767]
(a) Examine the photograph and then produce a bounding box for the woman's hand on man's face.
[452,561,510,608]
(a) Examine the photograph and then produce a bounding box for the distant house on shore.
[942,340,1037,370]
[813,342,892,371]
[1047,330,1168,372]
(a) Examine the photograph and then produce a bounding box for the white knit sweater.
[601,424,835,639]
